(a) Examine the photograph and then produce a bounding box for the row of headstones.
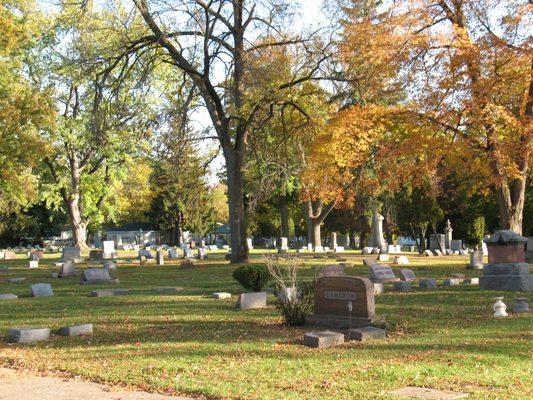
[8,324,93,343]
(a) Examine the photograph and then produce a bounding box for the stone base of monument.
[479,262,532,291]
[58,324,93,337]
[303,331,344,348]
[8,327,50,344]
[306,314,374,329]
[346,326,386,341]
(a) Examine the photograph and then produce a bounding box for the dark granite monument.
[307,276,376,329]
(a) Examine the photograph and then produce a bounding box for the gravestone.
[6,277,25,283]
[156,250,164,265]
[419,278,437,289]
[443,278,461,286]
[480,230,531,291]
[314,245,324,252]
[8,328,50,344]
[184,248,194,259]
[4,251,16,260]
[459,249,467,256]
[304,331,344,348]
[60,260,76,277]
[237,292,267,310]
[393,256,409,265]
[400,268,417,282]
[0,294,18,300]
[444,219,453,249]
[138,249,153,259]
[451,240,463,251]
[62,247,82,262]
[318,265,346,278]
[430,234,445,251]
[377,254,389,262]
[363,258,377,267]
[393,281,411,292]
[102,240,117,259]
[30,283,54,297]
[197,247,207,259]
[151,287,183,294]
[28,250,43,261]
[212,292,231,299]
[208,244,219,251]
[80,268,114,284]
[58,324,93,337]
[369,265,400,283]
[307,276,375,329]
[362,247,373,255]
[433,249,443,256]
[103,260,116,270]
[424,249,433,257]
[168,249,180,259]
[246,238,253,250]
[445,249,454,256]
[89,289,129,297]
[335,246,345,253]
[28,260,38,269]
[89,250,103,260]
[346,326,386,342]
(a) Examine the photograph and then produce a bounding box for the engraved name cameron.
[324,290,357,300]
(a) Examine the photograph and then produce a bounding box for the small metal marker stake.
[348,301,353,332]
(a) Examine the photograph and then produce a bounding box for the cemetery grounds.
[0,250,531,400]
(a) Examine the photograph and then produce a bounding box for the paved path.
[0,368,194,400]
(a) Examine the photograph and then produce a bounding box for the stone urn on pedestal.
[493,297,508,317]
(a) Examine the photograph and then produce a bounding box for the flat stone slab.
[237,291,267,310]
[30,283,54,297]
[393,281,411,292]
[0,294,18,300]
[304,330,344,348]
[443,278,462,286]
[58,324,93,337]
[419,278,437,289]
[389,386,468,399]
[463,277,479,285]
[6,277,26,283]
[150,287,184,294]
[8,328,50,344]
[213,292,231,299]
[89,289,130,297]
[346,326,386,341]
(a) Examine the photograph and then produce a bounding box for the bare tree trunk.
[66,160,88,249]
[226,151,248,263]
[305,200,335,249]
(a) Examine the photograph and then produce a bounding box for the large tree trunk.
[496,179,526,234]
[66,195,88,250]
[280,195,290,237]
[305,200,335,249]
[226,150,248,263]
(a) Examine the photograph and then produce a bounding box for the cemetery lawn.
[0,252,531,400]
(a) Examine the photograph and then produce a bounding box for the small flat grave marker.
[213,292,231,299]
[390,386,468,400]
[393,281,411,292]
[150,287,183,294]
[8,327,50,344]
[304,331,344,348]
[30,283,53,297]
[443,278,462,286]
[58,324,93,337]
[28,260,38,269]
[0,294,18,300]
[400,268,417,282]
[6,277,26,283]
[346,326,386,341]
[60,260,76,277]
[393,256,410,265]
[237,292,267,310]
[369,265,400,283]
[89,289,130,297]
[419,278,437,289]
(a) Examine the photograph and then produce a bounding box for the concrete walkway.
[0,368,194,400]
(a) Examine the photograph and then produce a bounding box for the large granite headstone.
[62,246,82,262]
[307,276,375,329]
[480,231,531,291]
[138,249,153,259]
[430,234,445,251]
[30,283,54,297]
[28,250,43,261]
[369,265,400,283]
[81,268,114,284]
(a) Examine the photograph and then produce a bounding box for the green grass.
[0,251,531,399]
